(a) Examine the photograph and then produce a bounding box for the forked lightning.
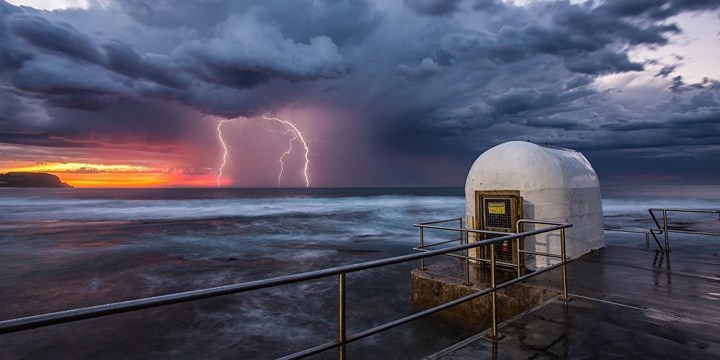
[216,116,310,188]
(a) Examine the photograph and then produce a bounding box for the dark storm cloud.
[102,41,186,89]
[12,54,131,110]
[670,76,720,93]
[597,0,720,20]
[473,0,505,13]
[1,0,350,116]
[490,88,567,116]
[0,4,32,68]
[437,3,679,67]
[174,13,348,84]
[116,0,383,47]
[656,65,676,78]
[397,58,445,79]
[0,0,719,184]
[563,50,644,75]
[552,3,681,46]
[6,13,103,63]
[405,0,463,16]
[599,90,720,131]
[116,0,232,30]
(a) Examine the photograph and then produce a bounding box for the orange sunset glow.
[0,162,221,188]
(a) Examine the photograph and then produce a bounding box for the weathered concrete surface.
[411,259,559,332]
[427,245,720,359]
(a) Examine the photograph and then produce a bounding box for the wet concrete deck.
[428,245,720,359]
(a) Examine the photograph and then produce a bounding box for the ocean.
[0,185,718,359]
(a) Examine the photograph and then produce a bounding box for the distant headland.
[0,172,72,188]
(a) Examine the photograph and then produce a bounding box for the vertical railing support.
[559,228,571,302]
[663,209,671,270]
[645,232,650,250]
[419,227,426,271]
[516,223,523,279]
[338,273,346,360]
[464,229,471,286]
[485,242,503,341]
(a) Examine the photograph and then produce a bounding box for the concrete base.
[411,259,559,332]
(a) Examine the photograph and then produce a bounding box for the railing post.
[516,222,523,279]
[419,227,426,271]
[338,273,346,360]
[645,232,650,250]
[663,209,671,270]
[559,228,571,302]
[486,242,503,341]
[464,229,471,286]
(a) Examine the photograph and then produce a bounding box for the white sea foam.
[0,195,464,223]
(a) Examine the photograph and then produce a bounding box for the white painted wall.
[465,141,604,269]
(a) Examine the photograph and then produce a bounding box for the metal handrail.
[413,218,573,341]
[648,208,720,270]
[516,220,571,300]
[413,222,526,286]
[1,222,572,359]
[416,217,464,226]
[605,208,719,270]
[604,228,655,250]
[414,219,572,291]
[414,217,465,271]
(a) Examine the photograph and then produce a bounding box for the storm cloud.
[0,0,719,185]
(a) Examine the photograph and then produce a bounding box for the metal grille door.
[484,198,512,228]
[474,191,523,271]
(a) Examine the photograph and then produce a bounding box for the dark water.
[0,185,717,359]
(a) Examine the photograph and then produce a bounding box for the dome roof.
[466,141,599,191]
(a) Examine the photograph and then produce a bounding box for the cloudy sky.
[0,0,718,187]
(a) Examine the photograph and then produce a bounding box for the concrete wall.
[411,266,559,331]
[465,141,604,269]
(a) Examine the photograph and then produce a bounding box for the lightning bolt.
[215,116,311,188]
[216,119,234,187]
[262,116,311,188]
[276,129,297,186]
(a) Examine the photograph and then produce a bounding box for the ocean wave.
[0,195,465,223]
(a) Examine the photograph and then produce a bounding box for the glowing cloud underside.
[4,162,153,173]
[215,116,311,188]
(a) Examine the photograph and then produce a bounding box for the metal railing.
[413,219,517,285]
[605,208,720,270]
[649,208,720,269]
[414,219,571,286]
[603,228,655,249]
[413,218,573,339]
[0,222,572,359]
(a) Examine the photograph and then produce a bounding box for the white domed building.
[465,141,604,270]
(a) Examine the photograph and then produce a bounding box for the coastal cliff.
[0,172,72,188]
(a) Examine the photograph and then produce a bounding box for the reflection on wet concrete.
[430,245,720,359]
